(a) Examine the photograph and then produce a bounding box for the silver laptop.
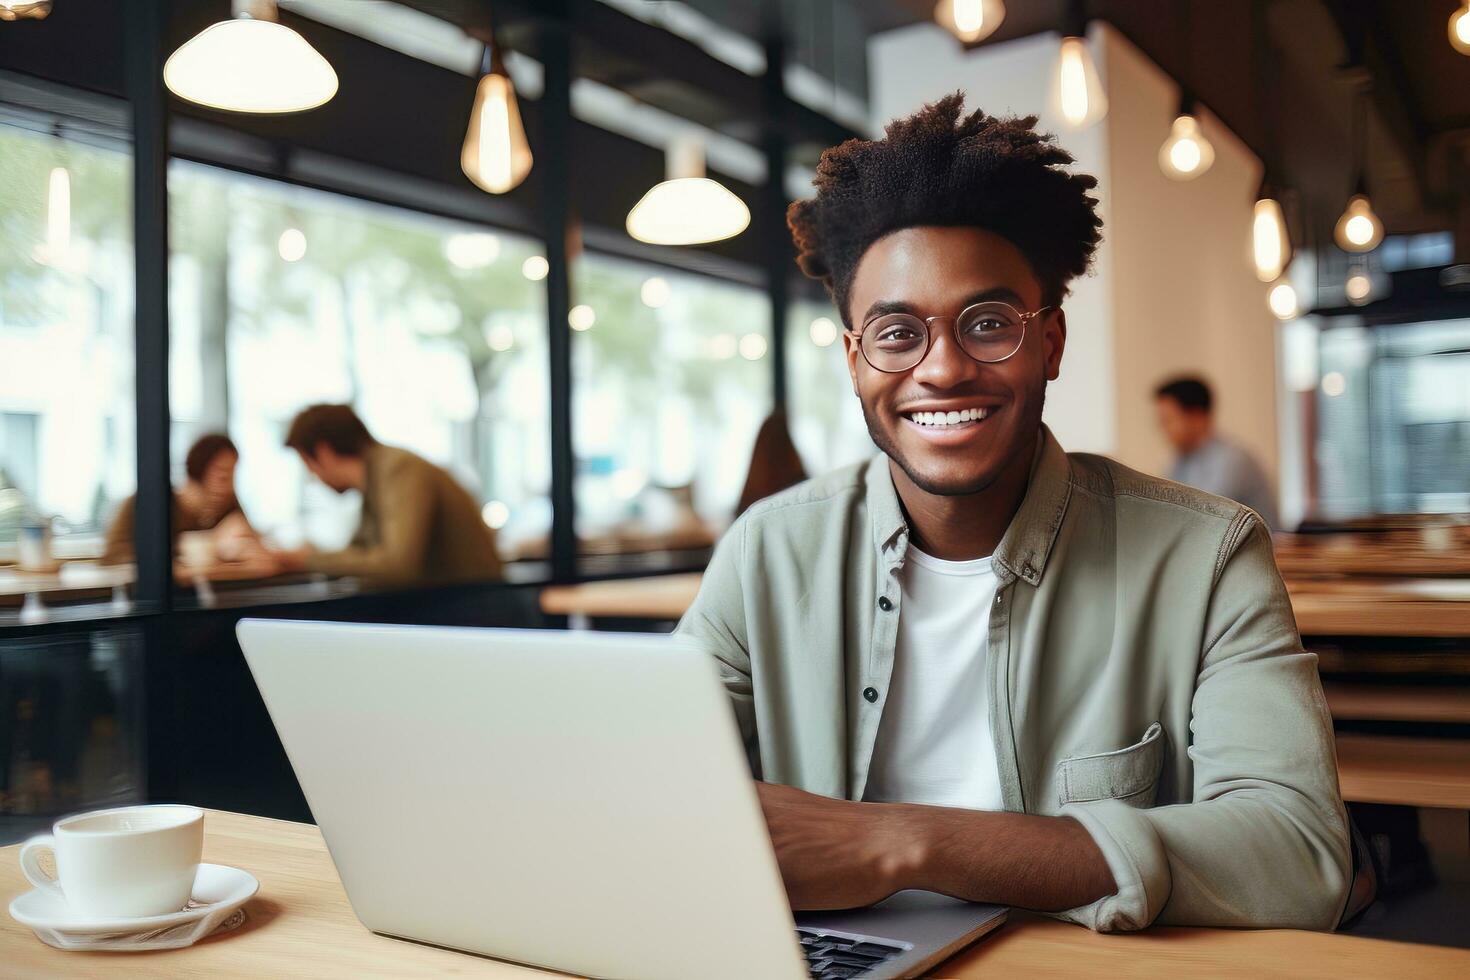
[237,619,1006,979]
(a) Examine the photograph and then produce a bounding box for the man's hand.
[269,545,314,573]
[755,782,920,910]
[756,781,1118,914]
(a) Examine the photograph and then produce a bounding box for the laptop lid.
[237,619,806,980]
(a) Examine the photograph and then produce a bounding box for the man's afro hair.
[787,93,1103,320]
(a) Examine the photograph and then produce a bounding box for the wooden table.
[1274,530,1470,578]
[1335,734,1470,810]
[1286,576,1470,638]
[540,572,703,628]
[4,810,1466,978]
[540,572,1470,640]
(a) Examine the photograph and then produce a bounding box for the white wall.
[869,25,1117,456]
[1099,28,1278,481]
[867,22,1281,482]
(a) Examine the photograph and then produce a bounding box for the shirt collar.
[863,425,1073,586]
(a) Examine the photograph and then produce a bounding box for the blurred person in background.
[1155,376,1280,530]
[101,433,268,568]
[274,404,502,587]
[735,410,809,518]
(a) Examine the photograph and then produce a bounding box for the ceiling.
[390,0,1470,252]
[840,0,1470,252]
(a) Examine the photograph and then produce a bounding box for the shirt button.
[863,687,879,703]
[878,596,893,611]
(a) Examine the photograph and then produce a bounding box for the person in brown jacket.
[274,404,503,588]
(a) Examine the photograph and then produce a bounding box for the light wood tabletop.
[539,572,1470,639]
[4,810,1468,978]
[539,572,703,622]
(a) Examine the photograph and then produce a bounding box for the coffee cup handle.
[19,835,64,899]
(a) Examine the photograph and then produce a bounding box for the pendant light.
[1451,2,1470,55]
[1333,90,1383,253]
[461,35,533,195]
[934,0,1004,44]
[1268,281,1298,320]
[1249,13,1291,283]
[1051,2,1106,130]
[1345,261,1373,306]
[164,0,337,113]
[1252,193,1290,282]
[626,136,750,246]
[0,1,51,20]
[1158,97,1215,180]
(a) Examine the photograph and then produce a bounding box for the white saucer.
[8,863,259,951]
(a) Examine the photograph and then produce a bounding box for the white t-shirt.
[863,545,1004,810]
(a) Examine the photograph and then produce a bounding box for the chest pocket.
[1056,722,1165,808]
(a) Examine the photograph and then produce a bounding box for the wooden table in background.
[1285,576,1470,638]
[539,572,703,628]
[4,810,1467,978]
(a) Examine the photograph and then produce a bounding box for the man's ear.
[1044,309,1067,382]
[841,329,862,397]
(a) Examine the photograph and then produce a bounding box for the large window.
[787,297,875,477]
[0,121,134,557]
[1315,318,1470,517]
[570,255,770,559]
[167,164,550,568]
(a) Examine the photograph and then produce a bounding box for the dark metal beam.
[125,0,172,612]
[762,31,790,411]
[538,4,577,581]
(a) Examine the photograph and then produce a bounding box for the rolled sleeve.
[1057,798,1171,931]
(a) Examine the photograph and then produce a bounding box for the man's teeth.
[908,408,990,427]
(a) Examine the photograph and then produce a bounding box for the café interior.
[1,0,1469,973]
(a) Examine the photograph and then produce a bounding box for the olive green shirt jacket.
[676,427,1350,932]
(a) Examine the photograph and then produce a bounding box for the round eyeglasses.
[850,301,1054,374]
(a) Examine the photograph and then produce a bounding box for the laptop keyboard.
[797,928,907,979]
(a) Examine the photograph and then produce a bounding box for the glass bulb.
[1159,114,1215,180]
[1333,194,1384,252]
[164,18,338,113]
[461,72,533,194]
[1268,282,1298,320]
[1451,3,1470,55]
[1251,198,1290,283]
[0,1,51,20]
[1052,36,1108,129]
[627,177,750,245]
[933,0,1005,43]
[1345,273,1372,305]
[809,317,838,348]
[521,255,549,281]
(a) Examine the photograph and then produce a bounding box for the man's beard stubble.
[857,384,1047,498]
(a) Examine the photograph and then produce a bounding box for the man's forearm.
[893,805,1117,912]
[757,781,1116,913]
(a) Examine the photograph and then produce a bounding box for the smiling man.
[676,95,1351,931]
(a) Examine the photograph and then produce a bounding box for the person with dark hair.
[101,432,265,567]
[677,95,1348,932]
[734,411,808,518]
[274,404,502,587]
[1155,375,1280,529]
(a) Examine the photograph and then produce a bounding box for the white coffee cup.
[19,805,204,918]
